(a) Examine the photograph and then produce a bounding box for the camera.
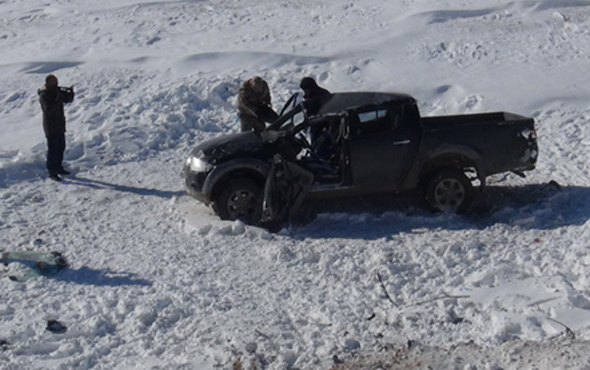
[59,86,74,94]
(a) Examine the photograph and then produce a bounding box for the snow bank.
[1,0,589,368]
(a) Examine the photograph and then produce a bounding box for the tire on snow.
[424,168,474,214]
[213,177,263,225]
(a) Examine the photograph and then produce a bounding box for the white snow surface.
[1,0,590,369]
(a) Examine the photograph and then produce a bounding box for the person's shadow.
[54,266,152,287]
[65,175,185,199]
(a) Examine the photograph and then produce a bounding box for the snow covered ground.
[1,0,589,368]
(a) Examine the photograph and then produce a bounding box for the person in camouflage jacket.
[236,76,278,132]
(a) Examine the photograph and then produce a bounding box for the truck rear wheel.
[425,169,474,214]
[213,178,263,225]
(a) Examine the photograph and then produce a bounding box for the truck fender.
[202,158,270,203]
[415,144,487,189]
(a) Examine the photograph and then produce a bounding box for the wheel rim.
[433,178,466,212]
[227,189,258,221]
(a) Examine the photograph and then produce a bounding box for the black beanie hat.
[300,77,318,89]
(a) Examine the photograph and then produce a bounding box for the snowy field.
[1,0,590,368]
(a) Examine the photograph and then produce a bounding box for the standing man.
[236,76,278,132]
[38,74,75,181]
[299,77,331,143]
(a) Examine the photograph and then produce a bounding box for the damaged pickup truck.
[184,92,538,228]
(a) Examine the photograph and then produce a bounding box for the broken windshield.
[268,99,306,131]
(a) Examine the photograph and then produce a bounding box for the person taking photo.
[38,74,75,181]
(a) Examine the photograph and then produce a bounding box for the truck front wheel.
[425,169,474,214]
[213,178,263,225]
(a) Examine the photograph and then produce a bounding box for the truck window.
[358,109,387,123]
[354,107,399,137]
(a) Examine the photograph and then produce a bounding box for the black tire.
[425,169,474,214]
[213,178,263,225]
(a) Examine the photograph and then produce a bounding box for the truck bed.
[418,111,536,177]
[421,112,533,128]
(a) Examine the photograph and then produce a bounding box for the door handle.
[394,140,410,146]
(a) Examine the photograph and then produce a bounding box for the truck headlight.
[186,156,211,173]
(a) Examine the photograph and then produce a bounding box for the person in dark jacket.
[299,77,330,101]
[38,74,75,181]
[300,77,331,145]
[236,76,278,132]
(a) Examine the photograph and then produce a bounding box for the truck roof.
[310,92,415,116]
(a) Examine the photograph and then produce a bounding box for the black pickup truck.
[184,92,538,226]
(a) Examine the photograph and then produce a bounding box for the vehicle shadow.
[65,175,185,199]
[294,182,590,239]
[54,266,152,287]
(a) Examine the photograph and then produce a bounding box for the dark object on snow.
[2,250,68,282]
[46,320,67,334]
[184,91,538,228]
[245,342,257,354]
[333,355,344,365]
[0,339,10,351]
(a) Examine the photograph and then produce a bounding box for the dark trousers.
[46,134,65,174]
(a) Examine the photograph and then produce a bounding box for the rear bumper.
[517,142,538,171]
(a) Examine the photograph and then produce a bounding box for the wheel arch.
[418,146,486,188]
